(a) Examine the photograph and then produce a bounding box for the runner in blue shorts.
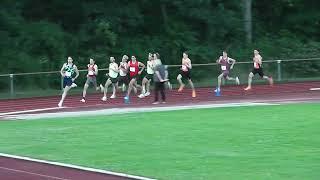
[58,57,79,107]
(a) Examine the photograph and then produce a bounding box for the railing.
[0,58,320,99]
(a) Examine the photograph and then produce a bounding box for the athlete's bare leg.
[94,83,100,91]
[58,86,72,107]
[126,79,136,98]
[226,76,240,84]
[146,79,151,94]
[139,78,152,98]
[263,75,273,86]
[140,77,148,95]
[177,74,185,92]
[111,83,117,98]
[135,83,141,91]
[245,72,254,90]
[165,81,172,90]
[188,79,196,98]
[102,79,112,101]
[217,73,224,90]
[81,83,89,102]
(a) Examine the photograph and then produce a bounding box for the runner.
[244,49,273,90]
[80,58,99,103]
[58,57,79,107]
[101,57,119,101]
[177,52,196,97]
[138,53,155,98]
[124,55,145,103]
[214,51,240,93]
[118,55,129,92]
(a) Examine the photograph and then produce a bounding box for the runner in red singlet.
[124,55,145,102]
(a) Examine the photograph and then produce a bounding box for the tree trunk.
[243,0,252,44]
[161,4,169,31]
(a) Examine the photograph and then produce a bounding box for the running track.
[0,81,320,115]
[0,155,139,180]
[0,81,320,180]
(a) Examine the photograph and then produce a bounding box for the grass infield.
[0,103,319,179]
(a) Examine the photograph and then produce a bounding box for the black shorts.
[118,75,129,85]
[252,68,264,77]
[181,70,191,80]
[144,73,153,81]
[109,77,118,84]
[130,74,139,81]
[63,77,73,88]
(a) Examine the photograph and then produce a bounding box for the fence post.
[9,74,14,97]
[61,76,64,90]
[277,60,282,81]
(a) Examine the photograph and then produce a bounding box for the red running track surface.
[0,81,320,114]
[0,156,138,180]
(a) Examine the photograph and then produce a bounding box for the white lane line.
[0,107,66,116]
[0,166,70,180]
[0,153,156,180]
[310,88,320,91]
[8,102,278,120]
[255,97,320,103]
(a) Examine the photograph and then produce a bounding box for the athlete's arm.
[119,63,126,72]
[179,58,184,70]
[186,59,192,69]
[86,64,89,77]
[138,62,145,74]
[228,58,236,69]
[258,56,262,65]
[123,64,128,73]
[254,56,262,65]
[73,65,79,81]
[112,64,120,73]
[94,64,99,75]
[216,56,221,63]
[60,64,66,77]
[126,61,131,72]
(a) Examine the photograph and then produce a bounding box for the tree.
[243,0,252,44]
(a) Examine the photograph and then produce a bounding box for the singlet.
[109,62,119,78]
[253,55,262,69]
[181,58,191,72]
[146,61,154,74]
[87,64,97,76]
[219,56,231,71]
[119,62,127,76]
[129,60,139,77]
[64,63,75,77]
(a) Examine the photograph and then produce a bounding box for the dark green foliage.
[0,0,319,91]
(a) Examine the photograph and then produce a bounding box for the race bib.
[130,67,135,72]
[65,71,72,77]
[221,66,227,71]
[88,71,94,75]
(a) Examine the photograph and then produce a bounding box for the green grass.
[0,103,320,179]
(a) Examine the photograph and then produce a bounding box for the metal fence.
[0,58,320,99]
